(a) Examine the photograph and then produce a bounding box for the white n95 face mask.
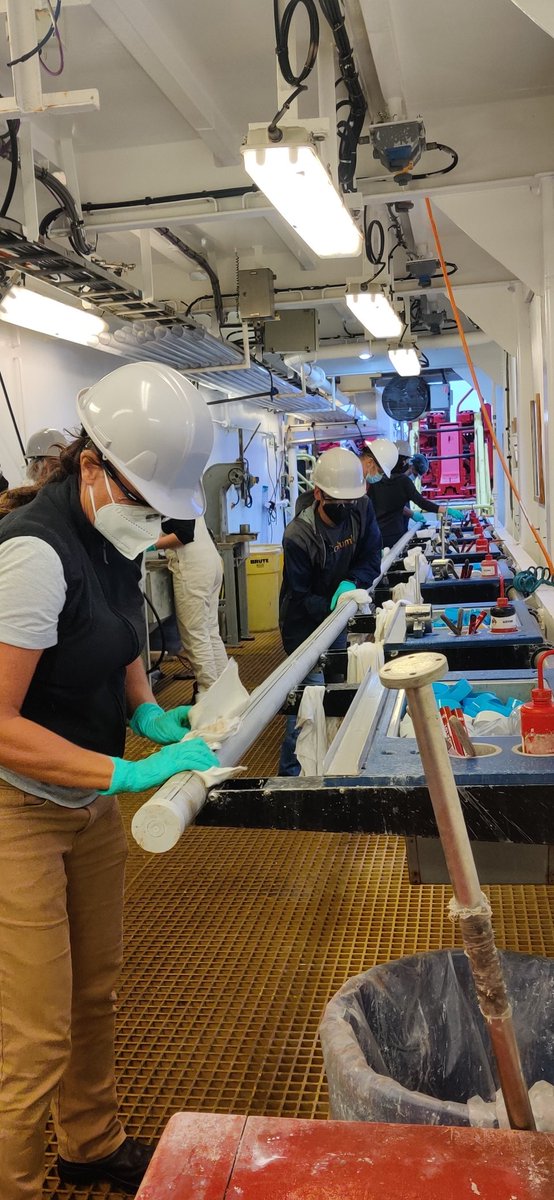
[90,472,161,559]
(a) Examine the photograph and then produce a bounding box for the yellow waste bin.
[246,544,283,632]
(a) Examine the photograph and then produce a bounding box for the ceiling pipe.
[285,331,490,369]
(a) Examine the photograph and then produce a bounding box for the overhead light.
[0,286,108,345]
[388,342,421,376]
[241,126,362,259]
[345,281,403,339]
[358,351,372,360]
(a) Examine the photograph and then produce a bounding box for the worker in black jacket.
[278,447,382,774]
[360,439,464,548]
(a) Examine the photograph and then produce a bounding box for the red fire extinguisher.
[520,649,554,755]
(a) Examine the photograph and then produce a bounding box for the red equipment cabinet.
[418,409,493,501]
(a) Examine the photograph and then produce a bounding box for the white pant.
[166,530,228,693]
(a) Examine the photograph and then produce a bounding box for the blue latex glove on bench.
[102,739,219,795]
[411,512,427,525]
[447,507,465,521]
[129,701,192,744]
[330,580,356,611]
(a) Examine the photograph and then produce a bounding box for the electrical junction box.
[238,268,275,319]
[263,308,318,354]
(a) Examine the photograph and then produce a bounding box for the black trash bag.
[319,950,554,1127]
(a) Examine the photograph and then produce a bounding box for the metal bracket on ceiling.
[0,0,99,239]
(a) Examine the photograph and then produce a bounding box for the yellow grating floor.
[41,631,554,1198]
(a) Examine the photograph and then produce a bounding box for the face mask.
[366,472,383,485]
[323,501,349,524]
[90,472,161,559]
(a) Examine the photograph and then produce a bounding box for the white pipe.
[285,331,490,368]
[132,597,361,853]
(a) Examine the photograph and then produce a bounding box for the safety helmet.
[362,437,398,478]
[395,439,412,459]
[411,452,430,477]
[312,447,366,500]
[25,427,67,460]
[77,362,214,518]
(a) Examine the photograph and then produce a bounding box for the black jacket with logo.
[279,494,382,653]
[0,476,145,756]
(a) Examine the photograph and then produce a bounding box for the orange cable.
[424,196,554,574]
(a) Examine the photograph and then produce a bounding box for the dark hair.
[0,430,97,517]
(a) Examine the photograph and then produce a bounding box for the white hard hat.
[395,439,412,458]
[312,447,366,500]
[363,437,399,477]
[25,427,67,460]
[77,362,214,518]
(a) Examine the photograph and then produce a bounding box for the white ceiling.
[0,0,552,357]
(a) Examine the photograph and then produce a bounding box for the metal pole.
[379,651,536,1132]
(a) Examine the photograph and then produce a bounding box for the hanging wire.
[39,0,64,77]
[269,0,320,138]
[7,0,62,66]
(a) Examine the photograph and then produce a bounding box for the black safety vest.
[0,476,145,757]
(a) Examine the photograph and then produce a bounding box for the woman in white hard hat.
[25,426,68,484]
[0,362,218,1198]
[278,446,382,775]
[360,438,463,547]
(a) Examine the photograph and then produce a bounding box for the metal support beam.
[91,0,242,165]
[0,0,98,119]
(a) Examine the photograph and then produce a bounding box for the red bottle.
[521,649,554,754]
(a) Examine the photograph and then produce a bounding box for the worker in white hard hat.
[360,438,463,547]
[278,446,382,775]
[0,362,218,1197]
[25,426,68,483]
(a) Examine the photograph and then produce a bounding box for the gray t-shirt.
[0,536,99,806]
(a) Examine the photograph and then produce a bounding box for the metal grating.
[41,630,554,1197]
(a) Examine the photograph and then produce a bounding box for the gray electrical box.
[263,308,318,353]
[238,268,275,319]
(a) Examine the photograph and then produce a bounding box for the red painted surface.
[136,1112,246,1200]
[137,1112,554,1200]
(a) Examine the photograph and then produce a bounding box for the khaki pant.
[0,782,128,1200]
[166,534,228,693]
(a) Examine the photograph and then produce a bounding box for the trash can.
[319,950,554,1127]
[246,545,283,632]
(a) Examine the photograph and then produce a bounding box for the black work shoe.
[57,1136,155,1194]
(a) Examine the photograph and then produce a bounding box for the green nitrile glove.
[411,512,426,525]
[101,739,219,795]
[129,701,192,744]
[447,507,465,521]
[330,580,356,611]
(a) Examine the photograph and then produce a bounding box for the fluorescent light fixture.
[388,342,421,376]
[358,351,372,360]
[345,281,403,339]
[242,127,362,259]
[0,286,107,345]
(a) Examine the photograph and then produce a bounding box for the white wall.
[0,330,286,546]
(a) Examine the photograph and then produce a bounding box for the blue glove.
[411,512,426,525]
[447,507,465,521]
[330,580,356,611]
[129,701,192,744]
[102,739,220,795]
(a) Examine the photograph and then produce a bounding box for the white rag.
[468,1081,554,1132]
[392,577,419,602]
[347,642,384,684]
[295,685,329,776]
[374,600,398,643]
[336,587,371,611]
[184,658,250,749]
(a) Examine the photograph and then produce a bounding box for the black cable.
[274,0,319,85]
[206,389,277,406]
[409,143,458,181]
[270,1,320,137]
[155,227,225,328]
[80,185,258,215]
[34,165,95,255]
[144,593,167,674]
[364,214,385,266]
[319,0,367,192]
[0,121,18,218]
[0,368,26,457]
[7,0,61,66]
